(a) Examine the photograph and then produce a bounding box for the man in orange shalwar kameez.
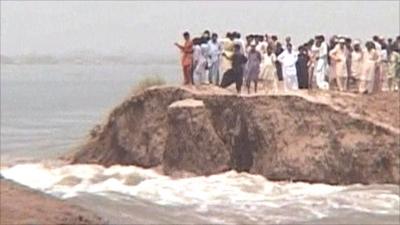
[175,32,193,85]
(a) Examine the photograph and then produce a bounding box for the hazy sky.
[1,1,399,56]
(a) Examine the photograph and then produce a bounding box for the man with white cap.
[193,41,209,85]
[359,41,379,94]
[351,40,364,89]
[329,38,348,91]
[312,35,329,90]
[277,43,299,91]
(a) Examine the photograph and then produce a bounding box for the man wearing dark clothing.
[221,44,248,93]
[296,45,310,89]
[275,42,284,81]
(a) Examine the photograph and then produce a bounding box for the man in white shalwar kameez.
[312,36,330,90]
[277,44,299,91]
[220,33,234,75]
[207,33,222,85]
[193,43,209,85]
[192,39,202,85]
[329,38,349,91]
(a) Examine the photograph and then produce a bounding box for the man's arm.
[174,43,183,50]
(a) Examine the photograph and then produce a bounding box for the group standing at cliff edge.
[174,30,400,94]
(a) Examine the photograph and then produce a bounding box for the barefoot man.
[175,32,193,85]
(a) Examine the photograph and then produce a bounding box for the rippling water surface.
[1,65,399,224]
[1,64,180,163]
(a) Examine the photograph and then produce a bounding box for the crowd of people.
[175,30,400,94]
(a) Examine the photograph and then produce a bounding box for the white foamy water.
[1,163,399,224]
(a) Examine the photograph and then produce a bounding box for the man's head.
[266,45,273,54]
[211,33,218,42]
[246,35,252,43]
[339,39,345,48]
[232,31,238,39]
[271,35,278,42]
[250,40,257,51]
[192,37,201,46]
[258,35,264,42]
[366,41,375,50]
[183,32,190,41]
[298,45,304,53]
[373,35,379,42]
[248,34,253,41]
[265,33,269,41]
[317,35,325,43]
[287,43,293,52]
[276,41,282,49]
[233,31,241,39]
[203,30,210,38]
[234,44,241,53]
[353,40,361,51]
[379,36,385,44]
[315,36,322,45]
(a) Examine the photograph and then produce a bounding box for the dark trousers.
[220,68,243,93]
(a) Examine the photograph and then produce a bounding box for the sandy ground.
[192,83,400,130]
[0,178,106,225]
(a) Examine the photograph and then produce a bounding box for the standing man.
[329,38,348,91]
[388,45,400,91]
[245,41,262,93]
[277,43,299,91]
[359,42,379,94]
[260,45,278,93]
[351,40,364,90]
[372,35,382,92]
[345,37,353,89]
[193,39,208,86]
[312,35,330,90]
[175,32,193,85]
[207,33,222,85]
[221,44,248,93]
[306,39,316,89]
[296,45,310,89]
[379,37,390,91]
[275,42,284,82]
[220,32,234,75]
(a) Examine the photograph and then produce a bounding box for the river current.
[1,64,399,224]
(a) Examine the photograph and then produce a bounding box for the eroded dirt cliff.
[69,86,400,184]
